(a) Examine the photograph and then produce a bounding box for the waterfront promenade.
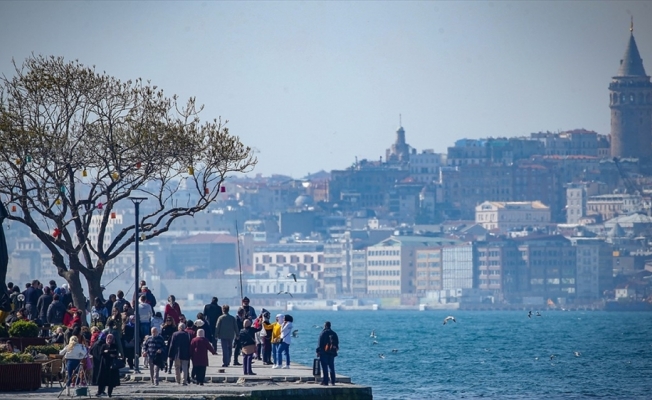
[2,359,372,400]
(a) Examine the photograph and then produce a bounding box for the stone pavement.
[0,357,371,400]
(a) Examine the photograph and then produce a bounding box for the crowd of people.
[2,278,341,394]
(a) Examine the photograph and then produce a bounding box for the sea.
[274,310,652,400]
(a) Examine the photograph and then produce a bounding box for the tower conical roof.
[617,33,647,77]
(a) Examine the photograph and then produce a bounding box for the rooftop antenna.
[399,113,402,127]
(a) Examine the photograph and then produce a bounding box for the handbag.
[111,358,126,370]
[241,344,256,355]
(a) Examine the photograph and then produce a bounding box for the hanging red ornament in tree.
[110,212,116,219]
[53,228,60,238]
[97,203,103,210]
[205,187,209,195]
[136,162,142,169]
[11,205,16,212]
[220,186,226,193]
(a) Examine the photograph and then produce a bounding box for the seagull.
[312,325,321,329]
[536,311,542,317]
[277,291,293,297]
[370,330,377,338]
[443,316,456,325]
[574,351,581,357]
[378,353,385,359]
[528,311,532,318]
[391,349,398,353]
[372,340,378,345]
[550,354,555,360]
[287,273,297,282]
[292,330,299,338]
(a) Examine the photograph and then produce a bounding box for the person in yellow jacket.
[270,314,284,367]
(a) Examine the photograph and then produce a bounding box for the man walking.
[168,323,191,385]
[143,327,166,386]
[316,321,339,386]
[215,305,238,368]
[202,297,222,348]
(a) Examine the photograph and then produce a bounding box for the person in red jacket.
[189,329,215,385]
[164,295,182,325]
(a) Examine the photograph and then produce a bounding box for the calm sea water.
[279,310,652,399]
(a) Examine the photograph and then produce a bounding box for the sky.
[1,1,652,178]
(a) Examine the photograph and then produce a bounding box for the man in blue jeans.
[316,321,339,386]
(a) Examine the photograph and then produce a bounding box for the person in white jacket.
[59,336,88,395]
[275,314,293,369]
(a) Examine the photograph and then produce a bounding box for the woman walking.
[238,316,263,375]
[59,336,88,396]
[96,333,121,398]
[189,328,216,385]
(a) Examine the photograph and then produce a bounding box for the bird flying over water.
[443,316,456,325]
[370,330,376,338]
[536,311,542,317]
[292,330,299,338]
[550,354,555,360]
[391,349,398,353]
[372,340,378,345]
[312,324,321,329]
[378,353,385,359]
[574,351,581,357]
[277,291,293,297]
[287,273,297,282]
[528,311,532,318]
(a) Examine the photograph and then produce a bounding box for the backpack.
[324,333,338,354]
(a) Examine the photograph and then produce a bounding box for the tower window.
[630,94,635,103]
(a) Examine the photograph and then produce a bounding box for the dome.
[294,195,314,208]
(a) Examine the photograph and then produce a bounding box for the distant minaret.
[609,18,652,160]
[386,114,410,163]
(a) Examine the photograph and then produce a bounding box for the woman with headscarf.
[238,316,263,375]
[106,308,124,356]
[96,333,121,398]
[189,328,216,385]
[59,336,88,396]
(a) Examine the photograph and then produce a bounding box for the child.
[151,312,164,332]
[142,335,151,368]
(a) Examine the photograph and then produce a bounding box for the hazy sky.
[1,1,651,178]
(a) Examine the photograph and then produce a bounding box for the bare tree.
[0,55,256,312]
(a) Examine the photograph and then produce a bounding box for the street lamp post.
[129,196,147,374]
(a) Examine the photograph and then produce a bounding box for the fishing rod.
[235,220,243,300]
[103,264,133,287]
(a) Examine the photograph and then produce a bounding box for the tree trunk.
[83,267,104,308]
[61,269,88,326]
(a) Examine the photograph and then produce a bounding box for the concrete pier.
[3,359,372,399]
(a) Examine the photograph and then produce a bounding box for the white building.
[476,201,551,233]
[245,276,315,297]
[253,242,325,293]
[409,149,447,184]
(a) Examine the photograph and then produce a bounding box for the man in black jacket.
[202,297,222,348]
[168,323,191,385]
[316,321,339,386]
[47,294,66,325]
[36,287,53,323]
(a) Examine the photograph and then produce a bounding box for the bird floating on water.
[378,353,385,359]
[536,311,542,317]
[277,291,293,297]
[443,316,456,325]
[391,349,398,353]
[550,354,555,360]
